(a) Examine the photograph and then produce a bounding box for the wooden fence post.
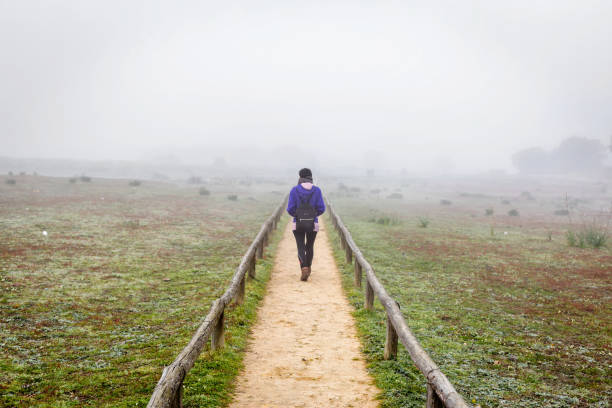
[171,381,183,408]
[211,310,225,350]
[340,235,346,250]
[236,274,246,305]
[257,242,264,259]
[384,313,398,360]
[354,261,362,288]
[427,383,444,408]
[345,246,352,264]
[248,256,256,279]
[365,279,374,310]
[263,227,269,247]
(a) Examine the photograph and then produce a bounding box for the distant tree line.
[512,136,609,175]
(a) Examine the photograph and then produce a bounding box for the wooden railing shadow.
[327,198,471,408]
[147,196,287,408]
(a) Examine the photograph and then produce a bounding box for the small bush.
[123,220,140,229]
[350,187,361,193]
[566,230,584,248]
[554,209,569,216]
[501,199,511,205]
[5,179,16,185]
[377,216,391,225]
[418,217,430,228]
[368,214,401,226]
[188,176,203,184]
[440,199,452,205]
[227,194,238,201]
[199,187,210,196]
[129,180,141,187]
[8,171,13,176]
[19,171,26,176]
[520,191,535,200]
[68,178,77,183]
[485,208,494,216]
[568,227,608,249]
[80,176,91,182]
[508,209,519,216]
[585,229,608,248]
[387,193,403,199]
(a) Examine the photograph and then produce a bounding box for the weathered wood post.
[256,241,264,259]
[340,234,346,250]
[384,313,398,360]
[236,273,246,305]
[365,279,374,310]
[248,256,256,279]
[354,261,362,287]
[427,383,444,408]
[345,245,352,264]
[263,225,269,247]
[211,310,225,350]
[171,381,183,408]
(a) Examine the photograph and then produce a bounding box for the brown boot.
[301,267,309,281]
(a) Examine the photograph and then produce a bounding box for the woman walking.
[286,168,325,281]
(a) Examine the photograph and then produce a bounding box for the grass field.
[327,176,611,408]
[0,174,283,407]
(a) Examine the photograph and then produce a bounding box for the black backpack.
[295,190,316,232]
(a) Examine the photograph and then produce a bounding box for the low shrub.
[554,209,569,216]
[508,209,519,216]
[129,180,142,187]
[387,193,403,199]
[520,191,535,200]
[5,179,16,185]
[367,215,400,226]
[123,220,140,229]
[227,194,238,201]
[567,227,608,249]
[199,187,211,196]
[68,178,77,183]
[377,217,391,225]
[80,176,91,182]
[501,199,511,205]
[485,208,494,216]
[418,217,430,228]
[440,199,452,205]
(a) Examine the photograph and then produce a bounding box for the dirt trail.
[229,219,380,408]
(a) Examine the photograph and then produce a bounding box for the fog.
[1,1,611,175]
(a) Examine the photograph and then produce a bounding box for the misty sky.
[1,1,611,172]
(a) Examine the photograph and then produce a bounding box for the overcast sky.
[1,1,611,173]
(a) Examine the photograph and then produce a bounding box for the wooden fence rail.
[147,196,287,408]
[327,198,471,408]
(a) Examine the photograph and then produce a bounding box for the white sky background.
[1,1,611,173]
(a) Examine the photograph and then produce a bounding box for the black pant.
[293,230,317,268]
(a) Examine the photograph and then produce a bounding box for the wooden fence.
[327,198,471,408]
[147,196,287,408]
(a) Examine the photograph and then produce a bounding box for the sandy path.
[229,219,380,408]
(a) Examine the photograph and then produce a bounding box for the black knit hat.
[299,168,312,179]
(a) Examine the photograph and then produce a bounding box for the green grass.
[327,195,611,408]
[0,175,284,407]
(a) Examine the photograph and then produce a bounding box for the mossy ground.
[0,175,284,407]
[327,189,611,408]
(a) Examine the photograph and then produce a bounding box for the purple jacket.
[287,183,325,227]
